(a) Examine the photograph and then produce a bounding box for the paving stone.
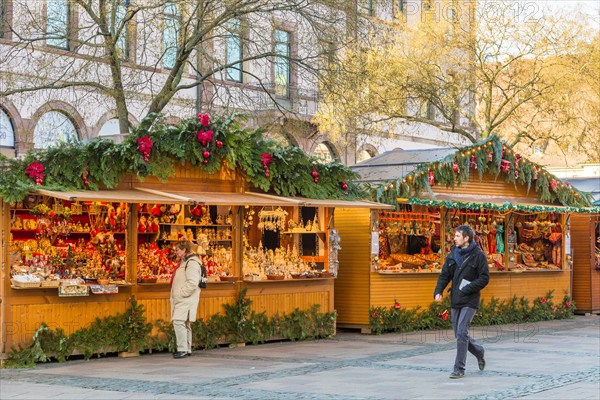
[1,316,598,400]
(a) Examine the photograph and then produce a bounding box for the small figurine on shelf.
[305,220,312,232]
[138,215,147,232]
[149,216,159,233]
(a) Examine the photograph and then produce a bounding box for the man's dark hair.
[455,224,475,243]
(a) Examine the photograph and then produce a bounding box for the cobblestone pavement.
[1,315,598,400]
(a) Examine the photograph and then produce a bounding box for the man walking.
[434,225,490,378]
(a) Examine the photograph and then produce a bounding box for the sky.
[531,0,600,26]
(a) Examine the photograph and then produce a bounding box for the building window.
[274,29,291,98]
[163,1,180,69]
[226,18,243,82]
[113,0,129,59]
[46,0,69,49]
[357,149,373,163]
[398,0,404,13]
[98,118,122,136]
[0,107,15,148]
[33,111,77,149]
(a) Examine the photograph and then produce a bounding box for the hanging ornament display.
[514,169,519,179]
[196,130,214,147]
[261,153,273,178]
[202,150,211,164]
[469,155,477,169]
[82,166,89,186]
[340,179,348,195]
[500,159,511,173]
[487,151,493,162]
[311,166,319,183]
[533,167,539,180]
[550,179,558,191]
[25,161,45,185]
[428,171,435,186]
[515,154,522,170]
[197,113,211,128]
[137,135,153,162]
[452,162,460,174]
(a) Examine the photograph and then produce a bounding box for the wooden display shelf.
[159,223,232,227]
[281,230,326,234]
[243,277,333,282]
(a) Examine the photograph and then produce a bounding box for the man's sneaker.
[449,369,465,379]
[477,349,486,371]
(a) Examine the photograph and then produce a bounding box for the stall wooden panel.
[367,272,569,310]
[370,273,439,309]
[243,280,334,316]
[570,214,598,313]
[335,208,372,326]
[8,300,129,347]
[509,272,571,298]
[431,173,540,199]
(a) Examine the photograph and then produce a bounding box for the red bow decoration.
[428,171,435,186]
[25,161,45,185]
[137,135,153,162]
[261,153,273,166]
[196,130,214,147]
[197,113,211,128]
[261,153,273,178]
[550,179,558,191]
[500,159,511,173]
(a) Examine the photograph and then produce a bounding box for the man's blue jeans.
[451,307,484,371]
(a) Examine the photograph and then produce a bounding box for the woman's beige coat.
[170,255,202,321]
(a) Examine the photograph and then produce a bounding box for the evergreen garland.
[373,134,594,210]
[0,113,365,203]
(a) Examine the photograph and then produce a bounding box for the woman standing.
[171,240,202,359]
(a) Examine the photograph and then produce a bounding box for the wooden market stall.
[1,156,387,352]
[335,135,594,331]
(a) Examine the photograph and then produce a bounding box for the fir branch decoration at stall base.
[373,134,594,211]
[0,113,364,203]
[368,290,575,335]
[5,290,336,368]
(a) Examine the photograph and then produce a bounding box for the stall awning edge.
[34,188,185,204]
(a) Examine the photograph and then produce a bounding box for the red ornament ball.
[311,170,318,178]
[341,183,348,190]
[203,150,210,159]
[314,177,319,183]
[216,140,223,148]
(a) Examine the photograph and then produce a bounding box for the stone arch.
[0,98,23,156]
[356,143,378,163]
[30,101,88,141]
[93,111,140,138]
[268,130,299,148]
[311,140,340,163]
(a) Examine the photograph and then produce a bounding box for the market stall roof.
[137,189,302,206]
[428,193,549,206]
[289,197,395,209]
[351,147,456,184]
[35,188,186,204]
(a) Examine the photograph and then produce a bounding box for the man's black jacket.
[434,246,490,309]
